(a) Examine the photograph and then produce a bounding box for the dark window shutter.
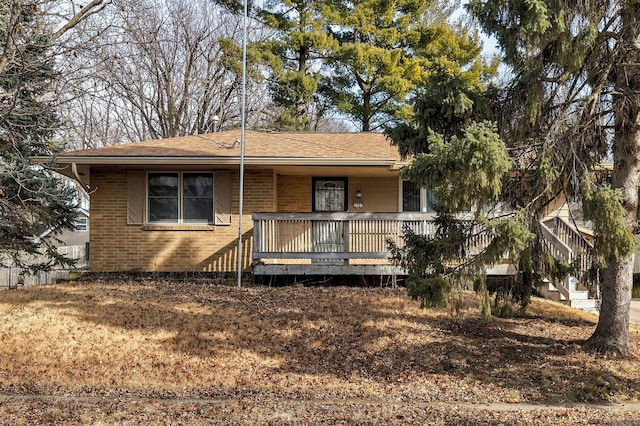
[215,171,232,225]
[127,171,146,225]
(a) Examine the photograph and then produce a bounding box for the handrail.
[544,216,594,250]
[543,216,595,276]
[252,212,437,221]
[539,221,573,263]
[539,220,574,301]
[252,212,438,260]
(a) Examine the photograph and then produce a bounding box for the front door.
[312,178,347,264]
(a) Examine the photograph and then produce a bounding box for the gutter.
[32,155,401,168]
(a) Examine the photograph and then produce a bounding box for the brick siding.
[89,168,276,272]
[277,175,312,212]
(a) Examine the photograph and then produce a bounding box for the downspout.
[71,162,91,198]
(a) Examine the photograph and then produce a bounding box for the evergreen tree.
[385,7,521,317]
[388,19,496,154]
[257,0,336,131]
[466,0,640,357]
[321,0,465,131]
[0,1,77,271]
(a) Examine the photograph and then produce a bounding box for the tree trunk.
[362,92,371,132]
[584,119,639,356]
[584,3,640,356]
[585,256,633,356]
[583,92,639,357]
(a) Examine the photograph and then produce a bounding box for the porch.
[250,212,601,312]
[251,212,494,276]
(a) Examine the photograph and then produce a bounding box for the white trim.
[33,156,400,168]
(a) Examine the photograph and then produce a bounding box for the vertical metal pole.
[237,0,248,288]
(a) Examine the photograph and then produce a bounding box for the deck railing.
[250,212,500,263]
[252,212,439,261]
[542,217,594,275]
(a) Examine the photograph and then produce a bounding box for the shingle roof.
[58,130,401,161]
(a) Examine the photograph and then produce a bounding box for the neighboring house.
[41,207,91,270]
[1,208,90,288]
[33,130,601,309]
[38,207,90,248]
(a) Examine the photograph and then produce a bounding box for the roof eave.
[32,156,400,167]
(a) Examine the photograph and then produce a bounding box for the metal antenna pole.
[237,0,248,288]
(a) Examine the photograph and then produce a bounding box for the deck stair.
[539,217,599,313]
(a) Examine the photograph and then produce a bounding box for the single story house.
[36,130,447,278]
[34,130,608,309]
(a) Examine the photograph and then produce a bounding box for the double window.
[148,172,214,224]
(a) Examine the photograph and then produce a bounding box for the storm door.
[311,178,347,264]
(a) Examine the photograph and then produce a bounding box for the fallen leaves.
[0,282,638,424]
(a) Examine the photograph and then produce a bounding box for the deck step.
[538,279,598,313]
[570,298,600,313]
[569,290,589,300]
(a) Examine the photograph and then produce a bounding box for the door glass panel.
[314,179,346,212]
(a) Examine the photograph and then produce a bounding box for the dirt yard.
[0,281,639,425]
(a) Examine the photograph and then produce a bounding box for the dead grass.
[0,281,639,424]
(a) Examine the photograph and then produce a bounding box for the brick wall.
[277,175,312,212]
[89,168,276,272]
[277,175,398,212]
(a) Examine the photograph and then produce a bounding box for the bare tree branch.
[51,0,110,41]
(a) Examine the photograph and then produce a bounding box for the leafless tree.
[56,0,272,148]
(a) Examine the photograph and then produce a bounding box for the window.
[75,217,88,232]
[148,172,214,224]
[402,180,421,212]
[401,180,435,212]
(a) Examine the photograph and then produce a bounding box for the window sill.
[143,224,215,231]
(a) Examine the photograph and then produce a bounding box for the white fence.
[0,244,89,288]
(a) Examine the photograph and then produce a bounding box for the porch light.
[353,190,364,210]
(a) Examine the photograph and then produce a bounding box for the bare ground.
[0,281,639,425]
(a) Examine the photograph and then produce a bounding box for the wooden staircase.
[539,217,600,313]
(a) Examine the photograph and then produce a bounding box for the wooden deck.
[251,213,602,310]
[251,213,594,279]
[252,212,473,276]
